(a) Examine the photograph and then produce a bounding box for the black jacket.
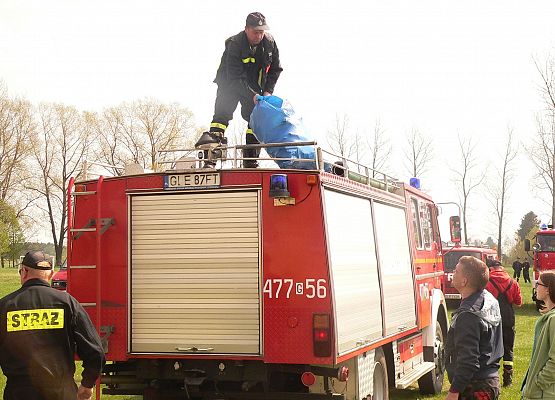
[445,289,503,393]
[214,31,282,98]
[0,279,105,400]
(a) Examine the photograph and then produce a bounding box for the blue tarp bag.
[249,95,316,169]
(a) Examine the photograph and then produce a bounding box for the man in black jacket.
[0,251,105,400]
[195,12,283,168]
[445,256,503,400]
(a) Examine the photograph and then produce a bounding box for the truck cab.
[525,225,555,306]
[51,261,67,290]
[442,246,498,302]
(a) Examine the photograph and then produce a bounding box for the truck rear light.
[301,372,316,387]
[313,314,331,357]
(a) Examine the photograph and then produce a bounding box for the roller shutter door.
[130,191,260,354]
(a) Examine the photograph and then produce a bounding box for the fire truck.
[66,144,452,399]
[442,245,498,302]
[525,224,555,307]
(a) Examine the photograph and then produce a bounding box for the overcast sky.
[1,0,555,246]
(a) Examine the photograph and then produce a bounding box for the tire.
[418,321,445,395]
[372,348,389,400]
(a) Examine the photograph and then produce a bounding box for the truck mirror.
[524,239,531,252]
[449,216,461,243]
[533,243,541,252]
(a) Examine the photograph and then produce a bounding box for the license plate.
[164,173,220,190]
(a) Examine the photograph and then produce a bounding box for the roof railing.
[158,142,401,192]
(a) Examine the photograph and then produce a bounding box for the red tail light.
[313,314,331,357]
[301,372,316,387]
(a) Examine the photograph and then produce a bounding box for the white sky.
[1,0,555,246]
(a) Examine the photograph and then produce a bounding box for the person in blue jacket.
[445,256,503,400]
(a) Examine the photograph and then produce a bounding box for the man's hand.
[263,92,271,96]
[77,385,93,400]
[445,390,459,400]
[253,94,260,104]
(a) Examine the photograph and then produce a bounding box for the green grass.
[0,268,537,399]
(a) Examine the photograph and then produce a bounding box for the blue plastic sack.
[249,95,316,169]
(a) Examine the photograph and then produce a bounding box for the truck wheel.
[418,321,445,395]
[372,348,389,400]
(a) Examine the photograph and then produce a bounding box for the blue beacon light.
[409,177,421,189]
[269,174,290,198]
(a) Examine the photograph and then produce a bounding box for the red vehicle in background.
[525,224,555,307]
[442,245,498,302]
[51,261,67,290]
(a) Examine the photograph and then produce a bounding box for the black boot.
[243,148,259,168]
[502,368,513,387]
[195,132,227,168]
[195,131,226,149]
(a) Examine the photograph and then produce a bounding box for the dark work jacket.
[214,31,282,98]
[0,279,105,400]
[445,289,503,393]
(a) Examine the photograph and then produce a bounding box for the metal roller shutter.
[130,191,260,354]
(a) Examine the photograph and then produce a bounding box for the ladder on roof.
[67,176,105,400]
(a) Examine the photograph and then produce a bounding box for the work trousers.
[459,378,500,400]
[4,379,77,400]
[210,84,260,158]
[502,323,515,366]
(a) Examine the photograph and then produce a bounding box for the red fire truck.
[442,245,498,302]
[66,146,451,399]
[525,224,555,306]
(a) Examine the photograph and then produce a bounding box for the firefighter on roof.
[0,251,105,400]
[195,12,283,168]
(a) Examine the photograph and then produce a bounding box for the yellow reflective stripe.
[210,123,227,130]
[504,361,514,366]
[7,308,64,332]
[414,258,441,264]
[258,68,263,86]
[242,57,256,64]
[246,128,254,135]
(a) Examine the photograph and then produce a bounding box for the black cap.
[246,12,269,31]
[21,251,53,270]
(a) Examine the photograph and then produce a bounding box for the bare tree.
[31,103,93,265]
[89,99,197,173]
[327,113,356,158]
[529,55,555,222]
[529,113,555,221]
[87,108,128,176]
[134,98,196,170]
[0,90,35,202]
[403,128,433,179]
[367,119,392,177]
[452,135,485,245]
[488,127,518,258]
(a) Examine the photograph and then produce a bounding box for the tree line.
[2,54,555,264]
[325,54,555,259]
[0,83,201,266]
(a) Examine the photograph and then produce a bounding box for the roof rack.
[158,142,401,192]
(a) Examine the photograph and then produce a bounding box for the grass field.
[0,267,538,399]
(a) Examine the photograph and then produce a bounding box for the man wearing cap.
[195,11,283,168]
[485,259,522,387]
[0,251,105,400]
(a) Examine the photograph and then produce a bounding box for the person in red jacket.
[485,259,522,387]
